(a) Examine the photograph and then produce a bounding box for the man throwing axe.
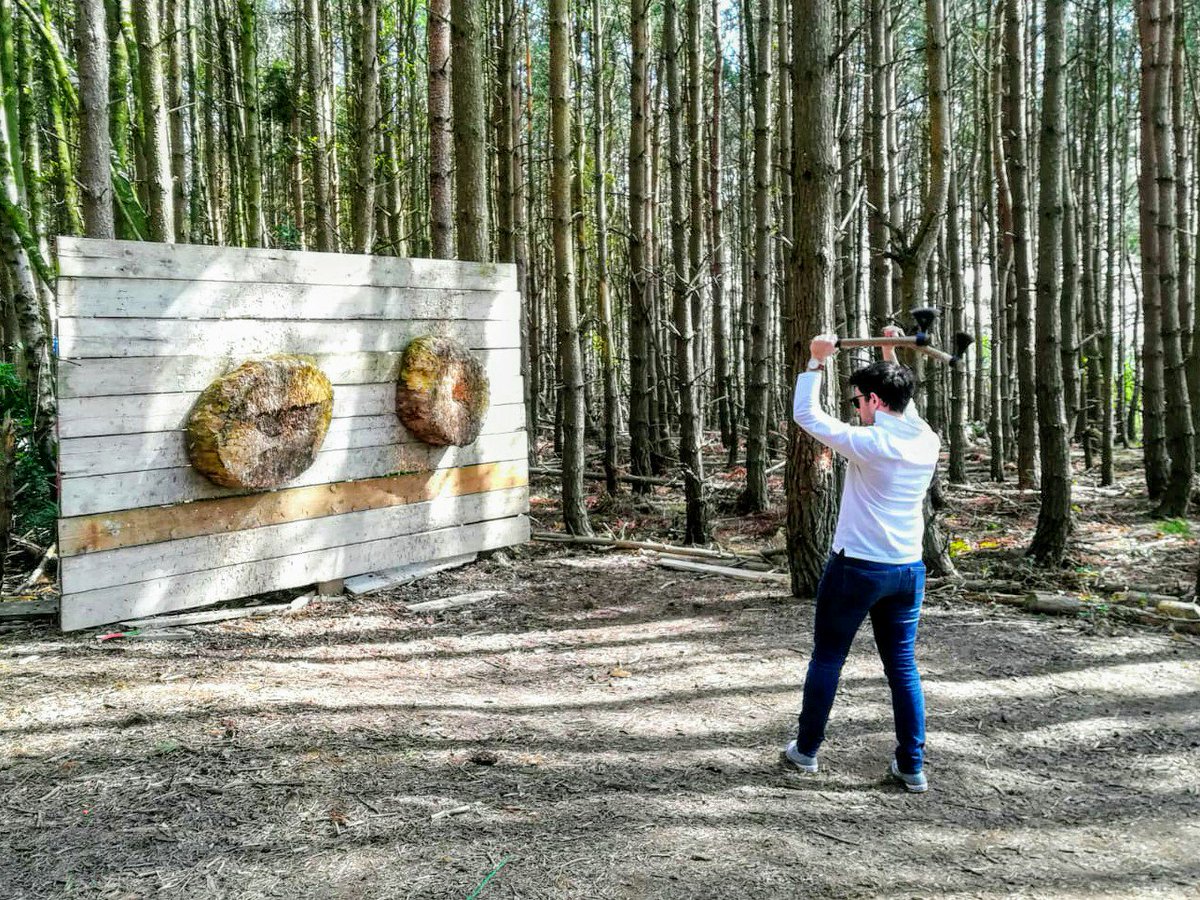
[784,325,938,793]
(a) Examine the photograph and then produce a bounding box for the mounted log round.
[186,356,334,489]
[396,335,490,446]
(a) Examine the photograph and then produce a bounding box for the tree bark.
[75,0,112,238]
[238,0,264,247]
[1028,0,1073,565]
[591,0,617,496]
[451,0,489,261]
[350,0,378,253]
[305,0,335,250]
[628,0,652,490]
[550,0,590,535]
[132,0,175,242]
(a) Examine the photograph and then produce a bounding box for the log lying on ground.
[187,356,334,488]
[119,594,312,630]
[397,335,490,446]
[653,556,790,585]
[1019,591,1200,633]
[406,590,506,613]
[533,530,750,560]
[0,598,59,619]
[530,466,674,486]
[344,553,478,596]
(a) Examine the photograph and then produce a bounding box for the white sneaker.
[889,758,928,793]
[784,740,818,773]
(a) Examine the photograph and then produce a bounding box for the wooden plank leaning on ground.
[60,514,531,631]
[60,429,527,517]
[59,347,522,399]
[61,485,529,593]
[57,236,517,290]
[58,459,528,557]
[58,317,520,358]
[58,279,521,321]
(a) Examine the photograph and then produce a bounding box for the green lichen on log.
[396,335,490,446]
[186,356,334,489]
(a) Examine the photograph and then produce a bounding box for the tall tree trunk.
[741,0,771,514]
[550,0,590,535]
[428,0,451,257]
[132,0,174,242]
[667,0,708,544]
[866,0,890,329]
[76,0,113,237]
[306,0,335,250]
[167,0,187,241]
[1003,0,1038,487]
[627,0,652,489]
[451,0,489,261]
[1101,0,1117,483]
[352,0,378,253]
[787,0,838,594]
[238,0,264,246]
[1028,0,1072,565]
[591,0,617,496]
[711,0,733,463]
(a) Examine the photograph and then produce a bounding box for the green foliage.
[1157,519,1191,537]
[0,362,56,544]
[274,219,302,250]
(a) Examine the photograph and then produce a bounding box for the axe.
[834,307,974,367]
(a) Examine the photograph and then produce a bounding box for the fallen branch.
[532,531,757,563]
[16,542,56,593]
[530,467,674,486]
[653,556,791,586]
[406,590,506,613]
[120,595,311,630]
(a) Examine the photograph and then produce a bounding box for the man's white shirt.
[791,371,939,564]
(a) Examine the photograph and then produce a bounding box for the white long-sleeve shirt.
[792,371,939,564]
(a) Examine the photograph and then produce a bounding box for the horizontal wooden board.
[59,278,521,321]
[56,237,517,291]
[62,486,528,593]
[59,404,527,477]
[58,317,521,358]
[60,514,530,631]
[58,348,523,399]
[59,460,529,557]
[59,376,525,439]
[60,430,528,517]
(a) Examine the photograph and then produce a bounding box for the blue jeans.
[796,552,927,774]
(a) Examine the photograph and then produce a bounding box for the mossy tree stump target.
[186,356,334,489]
[397,336,491,446]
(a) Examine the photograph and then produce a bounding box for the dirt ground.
[2,449,1200,899]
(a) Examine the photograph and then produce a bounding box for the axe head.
[952,332,974,364]
[911,307,939,338]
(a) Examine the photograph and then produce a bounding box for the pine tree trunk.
[76,0,113,238]
[167,0,188,241]
[710,0,734,464]
[667,0,708,544]
[1101,0,1117,483]
[1028,0,1073,565]
[450,0,489,261]
[866,0,890,329]
[741,0,771,515]
[238,0,264,246]
[351,0,378,253]
[787,0,838,594]
[591,0,617,496]
[550,0,590,535]
[132,0,174,242]
[627,0,652,490]
[305,0,335,250]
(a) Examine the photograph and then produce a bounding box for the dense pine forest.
[0,0,1198,592]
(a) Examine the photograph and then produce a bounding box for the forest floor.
[2,446,1199,899]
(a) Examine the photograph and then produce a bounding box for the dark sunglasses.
[846,394,867,408]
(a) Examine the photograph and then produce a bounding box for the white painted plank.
[344,553,477,595]
[58,375,525,438]
[59,278,521,321]
[61,486,528,593]
[60,514,531,631]
[56,237,517,290]
[60,430,529,517]
[58,317,521,358]
[59,404,528,476]
[59,348,523,399]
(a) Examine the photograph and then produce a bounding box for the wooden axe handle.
[836,336,922,349]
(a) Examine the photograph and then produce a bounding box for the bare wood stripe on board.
[60,430,528,518]
[58,380,525,439]
[58,348,524,400]
[61,486,528,593]
[58,278,521,321]
[58,459,529,557]
[60,514,531,631]
[56,237,517,291]
[58,317,521,358]
[59,405,528,477]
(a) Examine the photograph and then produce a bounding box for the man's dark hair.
[849,361,915,412]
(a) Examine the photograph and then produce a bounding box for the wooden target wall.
[55,238,530,631]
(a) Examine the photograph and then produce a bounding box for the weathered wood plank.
[59,405,527,476]
[62,486,527,593]
[59,278,521,321]
[59,378,525,439]
[59,348,522,399]
[58,317,521,358]
[344,553,477,595]
[60,430,528,517]
[60,514,531,631]
[56,237,517,290]
[58,459,528,557]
